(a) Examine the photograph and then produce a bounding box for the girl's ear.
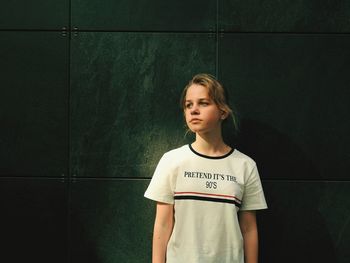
[220,110,228,120]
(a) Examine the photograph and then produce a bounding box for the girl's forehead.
[186,84,210,99]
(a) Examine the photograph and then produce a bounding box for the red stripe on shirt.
[174,191,241,202]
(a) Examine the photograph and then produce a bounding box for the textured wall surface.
[1,0,349,262]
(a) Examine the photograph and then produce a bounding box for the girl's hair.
[180,73,238,132]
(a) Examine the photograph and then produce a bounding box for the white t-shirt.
[144,144,267,263]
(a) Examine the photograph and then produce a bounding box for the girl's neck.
[192,134,231,157]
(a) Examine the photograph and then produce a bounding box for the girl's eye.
[185,103,192,109]
[200,102,209,106]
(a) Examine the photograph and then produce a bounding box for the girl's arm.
[239,211,258,263]
[152,202,174,263]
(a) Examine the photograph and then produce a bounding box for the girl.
[144,73,267,263]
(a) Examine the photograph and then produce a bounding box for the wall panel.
[0,0,68,30]
[70,179,153,263]
[70,32,216,178]
[71,0,216,31]
[259,181,350,263]
[219,0,350,32]
[0,32,69,177]
[0,178,68,263]
[218,34,350,180]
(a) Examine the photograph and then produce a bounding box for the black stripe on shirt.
[174,195,241,208]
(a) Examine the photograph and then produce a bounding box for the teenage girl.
[144,73,267,263]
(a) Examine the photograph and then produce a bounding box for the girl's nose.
[190,104,199,115]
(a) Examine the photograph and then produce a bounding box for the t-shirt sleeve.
[240,164,268,211]
[144,153,176,204]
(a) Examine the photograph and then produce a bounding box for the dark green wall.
[1,1,349,262]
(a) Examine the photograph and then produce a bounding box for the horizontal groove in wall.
[0,176,67,180]
[72,29,216,33]
[262,179,350,183]
[71,177,152,181]
[219,31,350,35]
[1,29,349,35]
[0,28,66,32]
[0,176,150,181]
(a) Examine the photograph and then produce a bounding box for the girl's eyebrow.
[185,98,210,102]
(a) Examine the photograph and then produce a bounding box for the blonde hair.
[180,73,238,132]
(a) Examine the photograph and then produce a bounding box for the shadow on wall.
[227,119,337,263]
[229,118,318,181]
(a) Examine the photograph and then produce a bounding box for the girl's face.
[184,84,225,135]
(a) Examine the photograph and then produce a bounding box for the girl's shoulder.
[155,145,192,169]
[230,148,257,167]
[162,144,191,158]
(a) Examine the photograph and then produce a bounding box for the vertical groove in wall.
[215,0,219,77]
[67,0,72,262]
